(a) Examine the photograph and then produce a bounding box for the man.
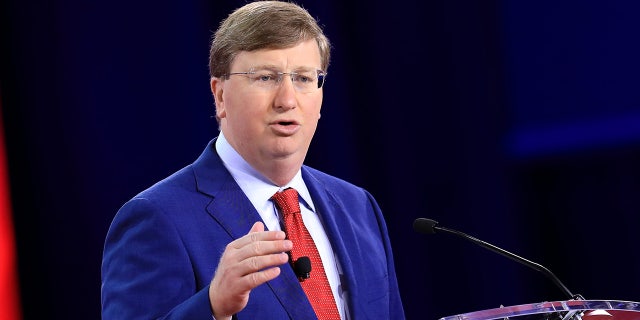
[101,1,405,319]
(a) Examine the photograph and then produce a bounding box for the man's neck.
[216,132,304,187]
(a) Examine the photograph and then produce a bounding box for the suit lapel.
[302,167,364,319]
[191,139,316,319]
[192,139,258,239]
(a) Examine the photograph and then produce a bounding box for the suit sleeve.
[101,197,214,319]
[367,190,406,318]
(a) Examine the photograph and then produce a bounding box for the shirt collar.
[215,132,315,212]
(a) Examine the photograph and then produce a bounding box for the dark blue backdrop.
[1,0,639,319]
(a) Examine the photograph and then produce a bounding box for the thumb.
[249,221,265,233]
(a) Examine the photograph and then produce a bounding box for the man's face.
[211,39,324,175]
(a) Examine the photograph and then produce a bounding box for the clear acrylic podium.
[440,300,640,320]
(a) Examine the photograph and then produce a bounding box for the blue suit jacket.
[101,139,405,319]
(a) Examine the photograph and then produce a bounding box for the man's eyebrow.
[250,64,279,70]
[250,65,318,72]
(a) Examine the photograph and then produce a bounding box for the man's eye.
[296,75,312,83]
[256,74,276,82]
[294,73,316,83]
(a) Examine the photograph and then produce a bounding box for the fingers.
[244,254,287,285]
[209,263,284,318]
[209,221,292,317]
[228,223,291,262]
[225,221,292,273]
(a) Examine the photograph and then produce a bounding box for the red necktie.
[271,188,341,320]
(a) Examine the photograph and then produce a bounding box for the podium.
[411,219,639,320]
[440,300,640,320]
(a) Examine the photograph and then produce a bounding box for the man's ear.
[210,77,226,119]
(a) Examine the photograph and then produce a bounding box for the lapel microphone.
[293,256,312,281]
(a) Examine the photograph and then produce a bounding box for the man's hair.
[209,1,331,78]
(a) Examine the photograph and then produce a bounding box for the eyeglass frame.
[223,68,327,92]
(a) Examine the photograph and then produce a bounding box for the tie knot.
[271,187,301,215]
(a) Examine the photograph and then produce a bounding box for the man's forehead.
[230,41,322,69]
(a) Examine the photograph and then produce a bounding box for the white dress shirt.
[215,133,347,319]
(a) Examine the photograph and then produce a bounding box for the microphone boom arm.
[411,216,585,301]
[435,225,580,300]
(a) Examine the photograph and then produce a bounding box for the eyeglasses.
[225,68,326,93]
